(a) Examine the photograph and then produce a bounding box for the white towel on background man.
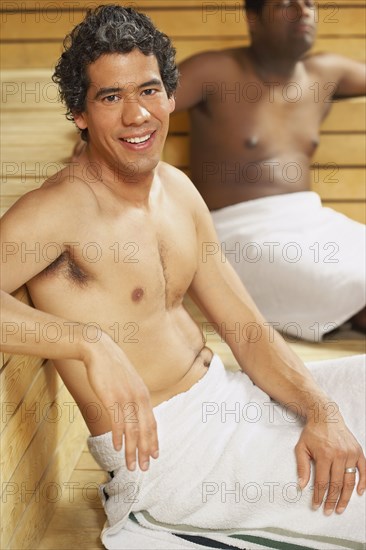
[211,192,366,341]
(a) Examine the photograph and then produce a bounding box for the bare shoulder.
[0,167,102,292]
[1,166,99,236]
[157,161,210,217]
[304,52,363,78]
[303,52,365,97]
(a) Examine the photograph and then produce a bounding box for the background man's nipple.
[245,136,259,148]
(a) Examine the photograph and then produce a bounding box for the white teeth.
[123,134,151,144]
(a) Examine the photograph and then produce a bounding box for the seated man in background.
[1,5,365,549]
[175,0,366,341]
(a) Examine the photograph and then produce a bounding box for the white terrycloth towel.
[211,192,366,341]
[88,354,366,550]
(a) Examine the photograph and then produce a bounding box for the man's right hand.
[81,330,159,472]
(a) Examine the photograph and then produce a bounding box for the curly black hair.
[53,4,178,140]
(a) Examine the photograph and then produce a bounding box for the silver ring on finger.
[344,467,357,474]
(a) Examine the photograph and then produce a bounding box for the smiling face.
[248,0,317,58]
[74,50,175,182]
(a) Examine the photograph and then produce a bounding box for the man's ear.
[73,111,88,130]
[168,95,176,114]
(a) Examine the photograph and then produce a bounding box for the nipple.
[245,136,259,148]
[131,287,144,302]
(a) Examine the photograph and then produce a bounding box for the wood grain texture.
[1,6,364,40]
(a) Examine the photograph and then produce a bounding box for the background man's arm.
[175,52,218,111]
[186,178,366,514]
[0,188,158,465]
[316,54,366,98]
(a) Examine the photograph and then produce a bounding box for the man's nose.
[289,1,313,20]
[299,1,312,17]
[122,98,150,126]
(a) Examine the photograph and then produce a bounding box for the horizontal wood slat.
[322,201,365,224]
[1,36,364,69]
[2,7,365,40]
[313,134,366,165]
[310,168,366,199]
[1,0,364,8]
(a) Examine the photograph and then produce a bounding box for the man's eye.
[103,95,119,103]
[142,89,157,97]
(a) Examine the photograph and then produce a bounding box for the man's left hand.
[295,415,366,514]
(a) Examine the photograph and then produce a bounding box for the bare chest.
[33,207,198,310]
[195,77,331,158]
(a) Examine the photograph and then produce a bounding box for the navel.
[131,287,144,302]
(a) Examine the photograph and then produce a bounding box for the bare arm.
[189,200,329,415]
[0,185,158,467]
[175,51,219,111]
[187,180,366,513]
[312,53,366,98]
[333,56,366,98]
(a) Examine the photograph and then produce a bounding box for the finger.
[124,421,140,471]
[111,427,123,452]
[335,467,357,514]
[324,461,345,516]
[356,454,366,496]
[108,401,125,452]
[136,405,159,471]
[295,442,311,489]
[312,461,332,510]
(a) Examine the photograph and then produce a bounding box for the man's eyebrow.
[94,79,163,100]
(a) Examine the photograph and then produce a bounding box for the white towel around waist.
[88,354,366,549]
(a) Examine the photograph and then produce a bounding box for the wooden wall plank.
[0,355,45,434]
[0,363,62,485]
[173,37,366,63]
[311,168,366,200]
[0,42,64,69]
[2,0,365,8]
[1,383,86,549]
[1,7,365,40]
[313,134,366,165]
[320,98,366,132]
[1,36,364,69]
[322,201,365,224]
[7,413,88,549]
